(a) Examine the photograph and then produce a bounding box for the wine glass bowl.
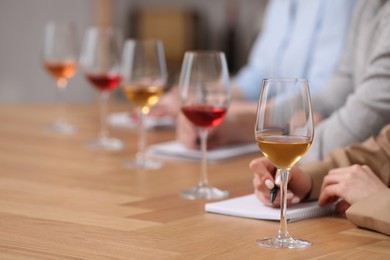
[121,39,167,169]
[42,21,78,133]
[178,51,231,200]
[43,60,76,88]
[181,105,227,128]
[122,79,164,113]
[255,78,314,248]
[85,73,121,92]
[79,27,123,150]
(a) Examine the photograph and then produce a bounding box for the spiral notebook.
[205,194,335,222]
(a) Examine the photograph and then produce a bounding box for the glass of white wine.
[120,39,167,169]
[255,78,314,248]
[42,21,78,134]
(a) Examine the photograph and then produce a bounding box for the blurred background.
[0,0,267,103]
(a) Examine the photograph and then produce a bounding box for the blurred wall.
[0,0,94,103]
[0,0,266,102]
[113,0,267,74]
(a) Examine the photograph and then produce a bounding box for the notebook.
[205,194,335,222]
[147,141,259,162]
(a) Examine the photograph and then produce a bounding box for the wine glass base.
[46,121,76,134]
[256,236,312,249]
[123,157,162,170]
[86,137,123,151]
[179,183,229,200]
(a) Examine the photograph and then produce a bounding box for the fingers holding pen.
[251,157,275,205]
[251,157,300,207]
[253,174,270,205]
[268,169,301,206]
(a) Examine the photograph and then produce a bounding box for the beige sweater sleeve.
[346,189,390,236]
[301,124,390,235]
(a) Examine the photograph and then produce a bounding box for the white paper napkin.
[107,112,175,130]
[147,141,259,162]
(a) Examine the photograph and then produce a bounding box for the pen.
[269,168,278,204]
[270,186,278,204]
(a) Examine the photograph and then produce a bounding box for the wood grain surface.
[0,103,388,259]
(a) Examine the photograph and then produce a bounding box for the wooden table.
[0,103,388,259]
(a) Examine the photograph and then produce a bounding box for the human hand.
[149,88,180,118]
[289,110,323,133]
[176,113,199,149]
[206,101,257,148]
[175,114,234,150]
[312,112,323,126]
[176,100,256,149]
[318,165,387,213]
[250,157,312,207]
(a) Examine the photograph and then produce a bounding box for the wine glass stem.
[56,84,67,124]
[136,108,147,161]
[99,91,109,139]
[278,169,290,239]
[199,128,209,186]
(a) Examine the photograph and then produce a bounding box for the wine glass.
[178,51,231,200]
[79,27,123,150]
[255,78,314,248]
[42,21,78,134]
[121,39,167,169]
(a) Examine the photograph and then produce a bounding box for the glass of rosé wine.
[79,27,123,150]
[178,51,231,200]
[120,39,167,169]
[42,21,78,134]
[255,78,314,248]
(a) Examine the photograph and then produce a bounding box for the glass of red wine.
[42,21,78,134]
[79,27,123,150]
[178,51,231,200]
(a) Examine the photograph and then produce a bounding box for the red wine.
[86,73,121,91]
[181,105,227,128]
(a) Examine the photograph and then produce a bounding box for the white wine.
[256,135,311,169]
[122,84,163,109]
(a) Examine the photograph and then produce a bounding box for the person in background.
[177,0,390,165]
[232,0,356,101]
[250,122,390,236]
[151,0,356,117]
